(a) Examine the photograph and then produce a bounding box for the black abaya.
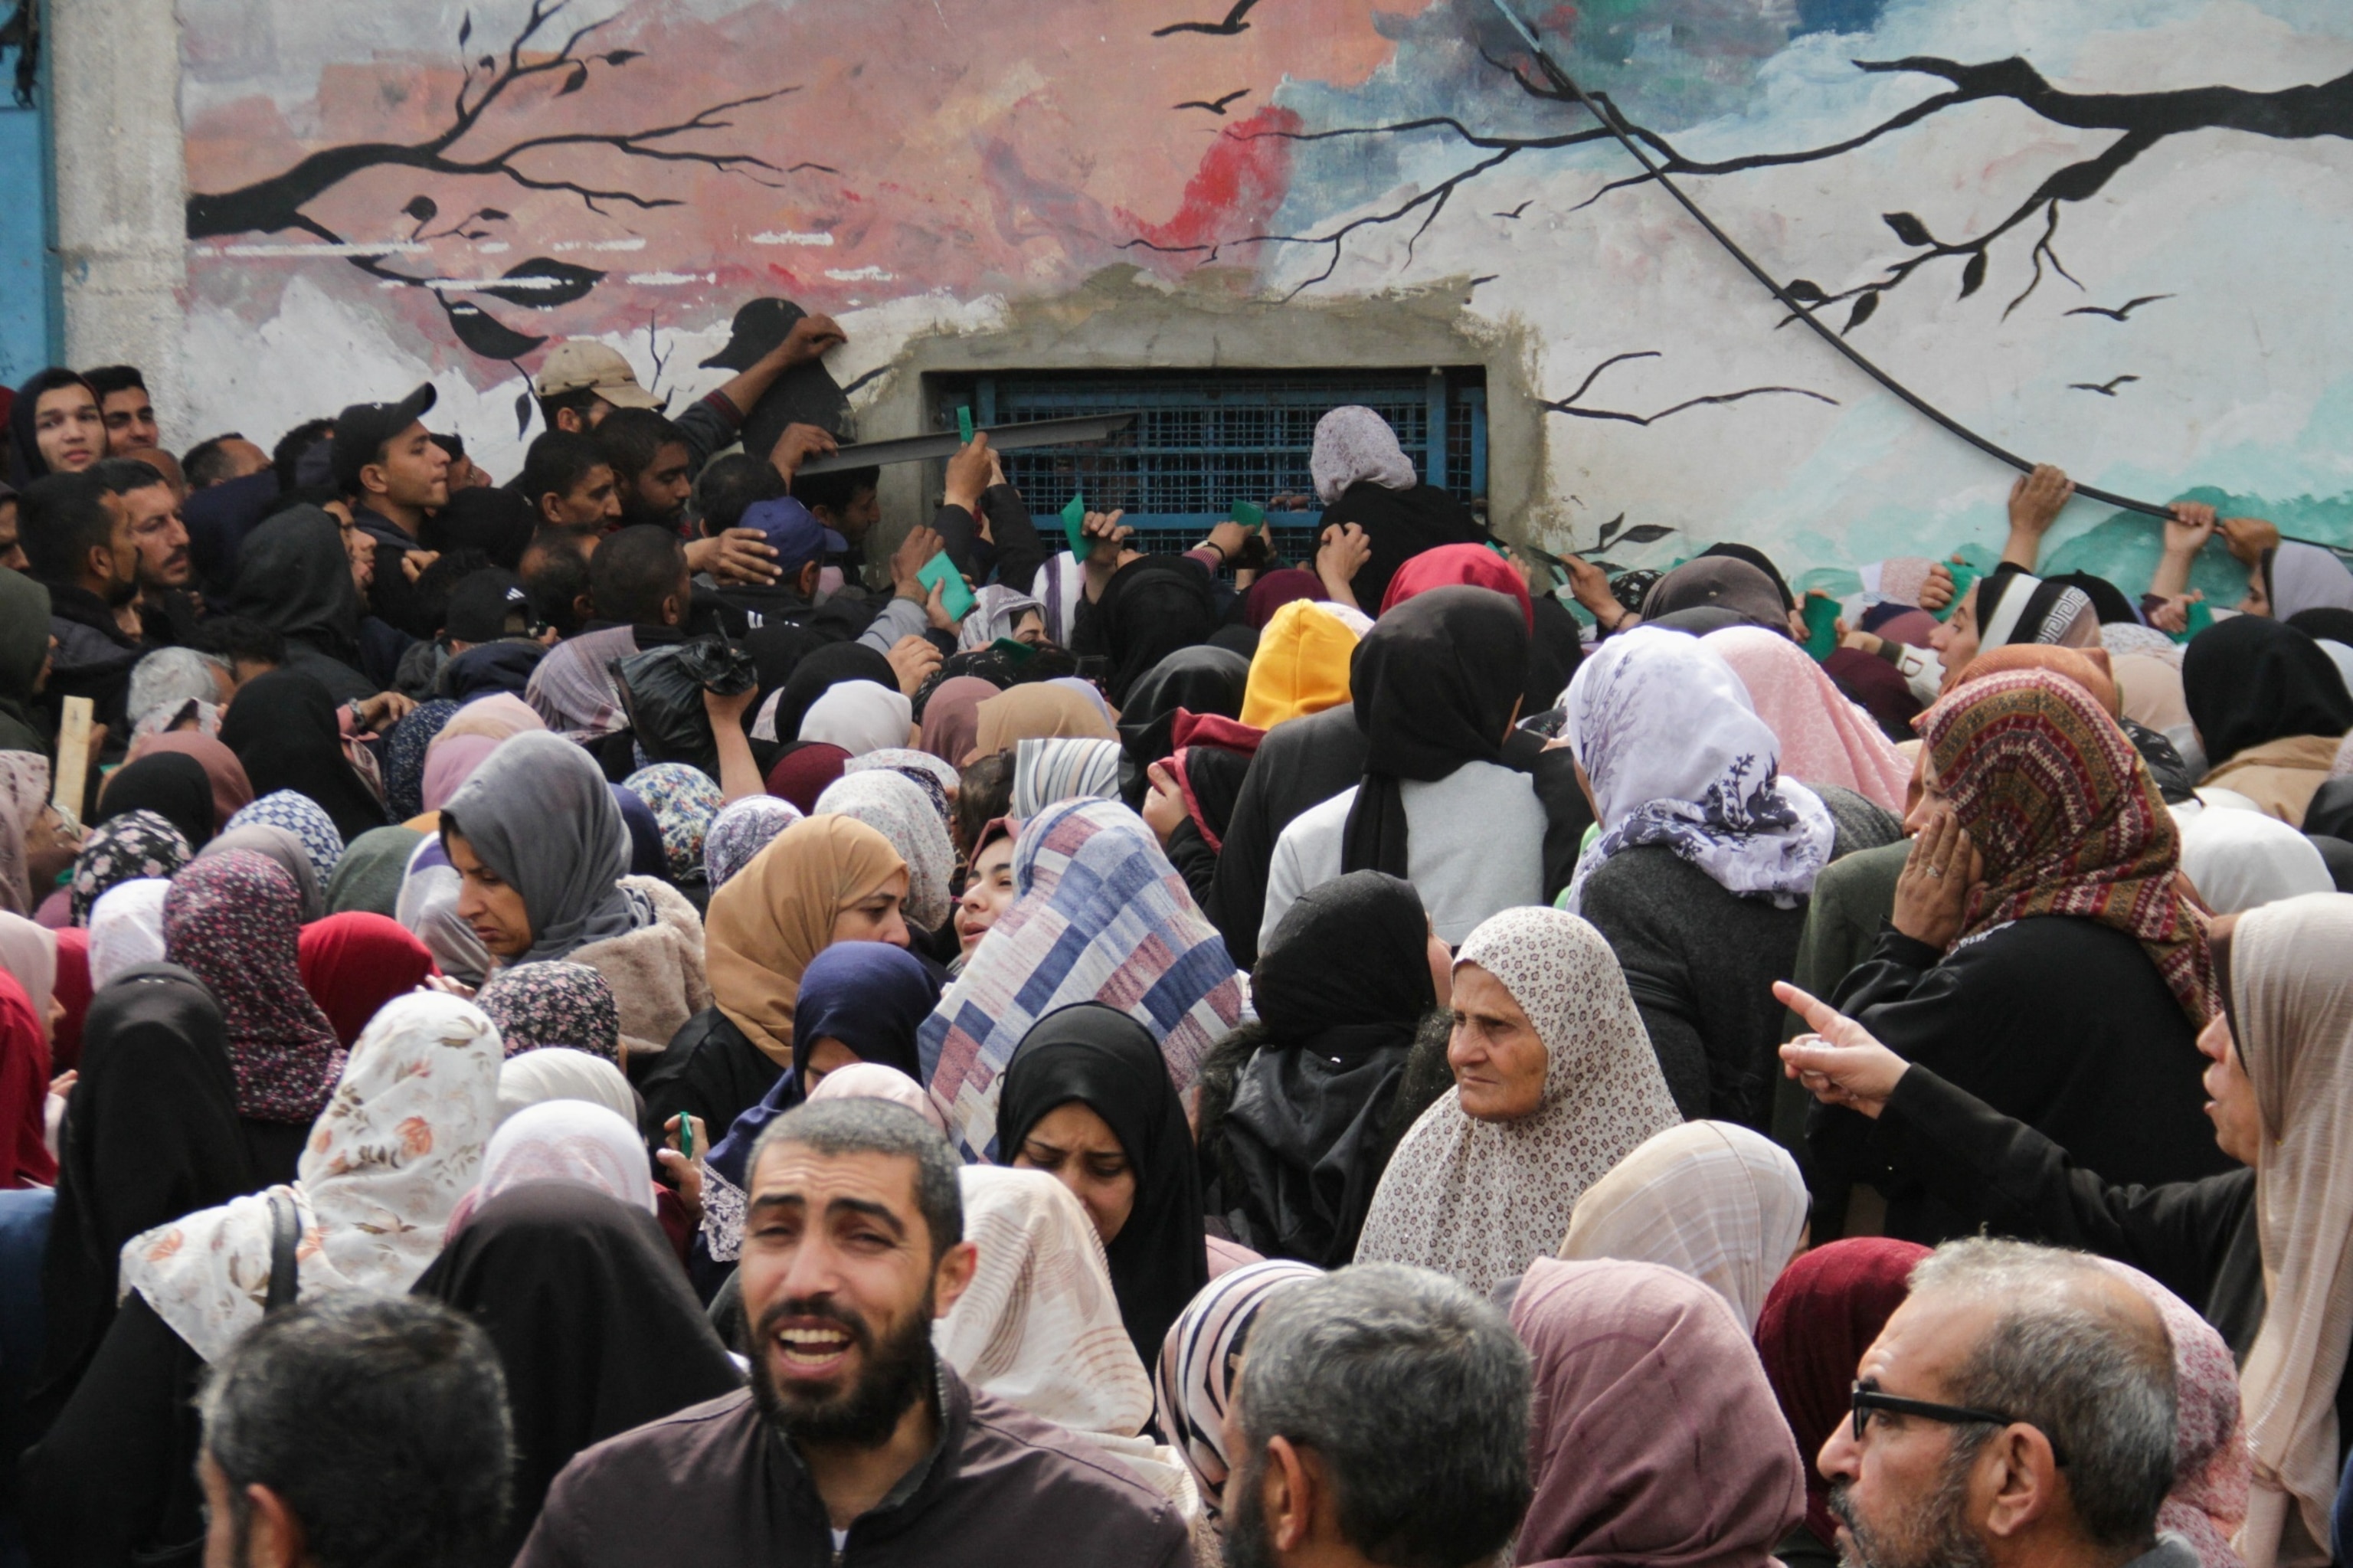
[411,1184,743,1560]
[30,966,256,1427]
[1206,872,1433,1265]
[1317,480,1485,611]
[217,668,390,844]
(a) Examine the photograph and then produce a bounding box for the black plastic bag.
[614,640,758,777]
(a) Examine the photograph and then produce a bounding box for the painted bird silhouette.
[2065,294,2173,322]
[1154,0,1260,36]
[1174,88,1251,114]
[2068,375,2140,396]
[1494,200,1532,219]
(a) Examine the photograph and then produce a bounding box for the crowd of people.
[2,308,2353,1568]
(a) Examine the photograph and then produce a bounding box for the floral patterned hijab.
[70,810,192,925]
[476,961,622,1063]
[116,991,502,1363]
[1564,626,1835,915]
[163,850,346,1123]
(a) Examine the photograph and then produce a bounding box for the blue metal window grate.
[931,369,1487,557]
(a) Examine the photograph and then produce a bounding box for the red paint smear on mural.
[1120,105,1301,256]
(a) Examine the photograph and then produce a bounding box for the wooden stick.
[51,696,93,828]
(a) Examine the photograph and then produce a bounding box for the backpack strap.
[263,1191,302,1314]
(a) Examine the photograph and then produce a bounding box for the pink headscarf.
[2093,1259,2250,1568]
[805,1061,951,1134]
[1510,1258,1802,1568]
[421,695,545,813]
[1705,625,1912,813]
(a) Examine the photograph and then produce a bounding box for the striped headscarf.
[1922,668,2219,1026]
[1153,1260,1324,1527]
[1010,736,1122,819]
[919,799,1245,1162]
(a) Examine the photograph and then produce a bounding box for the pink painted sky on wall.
[182,0,1437,354]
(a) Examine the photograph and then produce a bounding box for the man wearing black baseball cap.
[333,383,450,640]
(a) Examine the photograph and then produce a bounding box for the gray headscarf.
[439,731,645,962]
[197,823,326,922]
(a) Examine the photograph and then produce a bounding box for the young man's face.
[543,464,622,532]
[623,441,694,532]
[365,421,453,512]
[0,498,22,572]
[119,480,191,592]
[101,388,159,455]
[814,484,882,546]
[33,386,104,474]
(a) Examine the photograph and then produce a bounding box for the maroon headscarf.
[298,912,438,1047]
[1243,568,1324,628]
[1752,1238,1930,1546]
[1511,1258,1803,1568]
[764,742,852,815]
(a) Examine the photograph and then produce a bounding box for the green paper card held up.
[1062,493,1088,557]
[916,552,974,622]
[1231,500,1265,529]
[956,407,975,444]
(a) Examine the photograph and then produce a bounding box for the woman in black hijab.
[411,1183,742,1560]
[2183,614,2353,823]
[93,753,216,848]
[997,1003,1207,1366]
[1081,556,1220,706]
[1116,644,1251,803]
[217,669,391,843]
[225,506,377,702]
[1197,872,1443,1265]
[30,965,256,1428]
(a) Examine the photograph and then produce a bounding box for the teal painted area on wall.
[0,44,55,385]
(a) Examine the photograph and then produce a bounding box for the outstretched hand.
[1775,981,1909,1118]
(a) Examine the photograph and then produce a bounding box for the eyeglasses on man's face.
[1849,1380,2068,1468]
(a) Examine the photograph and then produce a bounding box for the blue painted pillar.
[0,27,58,385]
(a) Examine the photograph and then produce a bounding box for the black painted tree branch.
[185,0,814,241]
[1216,49,2353,322]
[1540,350,1838,426]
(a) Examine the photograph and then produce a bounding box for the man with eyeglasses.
[1816,1238,2186,1568]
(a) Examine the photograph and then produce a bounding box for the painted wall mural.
[178,0,2353,594]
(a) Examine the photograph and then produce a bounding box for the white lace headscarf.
[1310,407,1417,505]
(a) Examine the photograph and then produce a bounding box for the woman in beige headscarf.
[1353,905,1682,1295]
[967,683,1117,763]
[1777,891,2353,1568]
[1556,1120,1809,1333]
[639,816,908,1154]
[935,1167,1196,1518]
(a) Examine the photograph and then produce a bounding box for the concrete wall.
[54,0,2353,594]
[49,0,187,444]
